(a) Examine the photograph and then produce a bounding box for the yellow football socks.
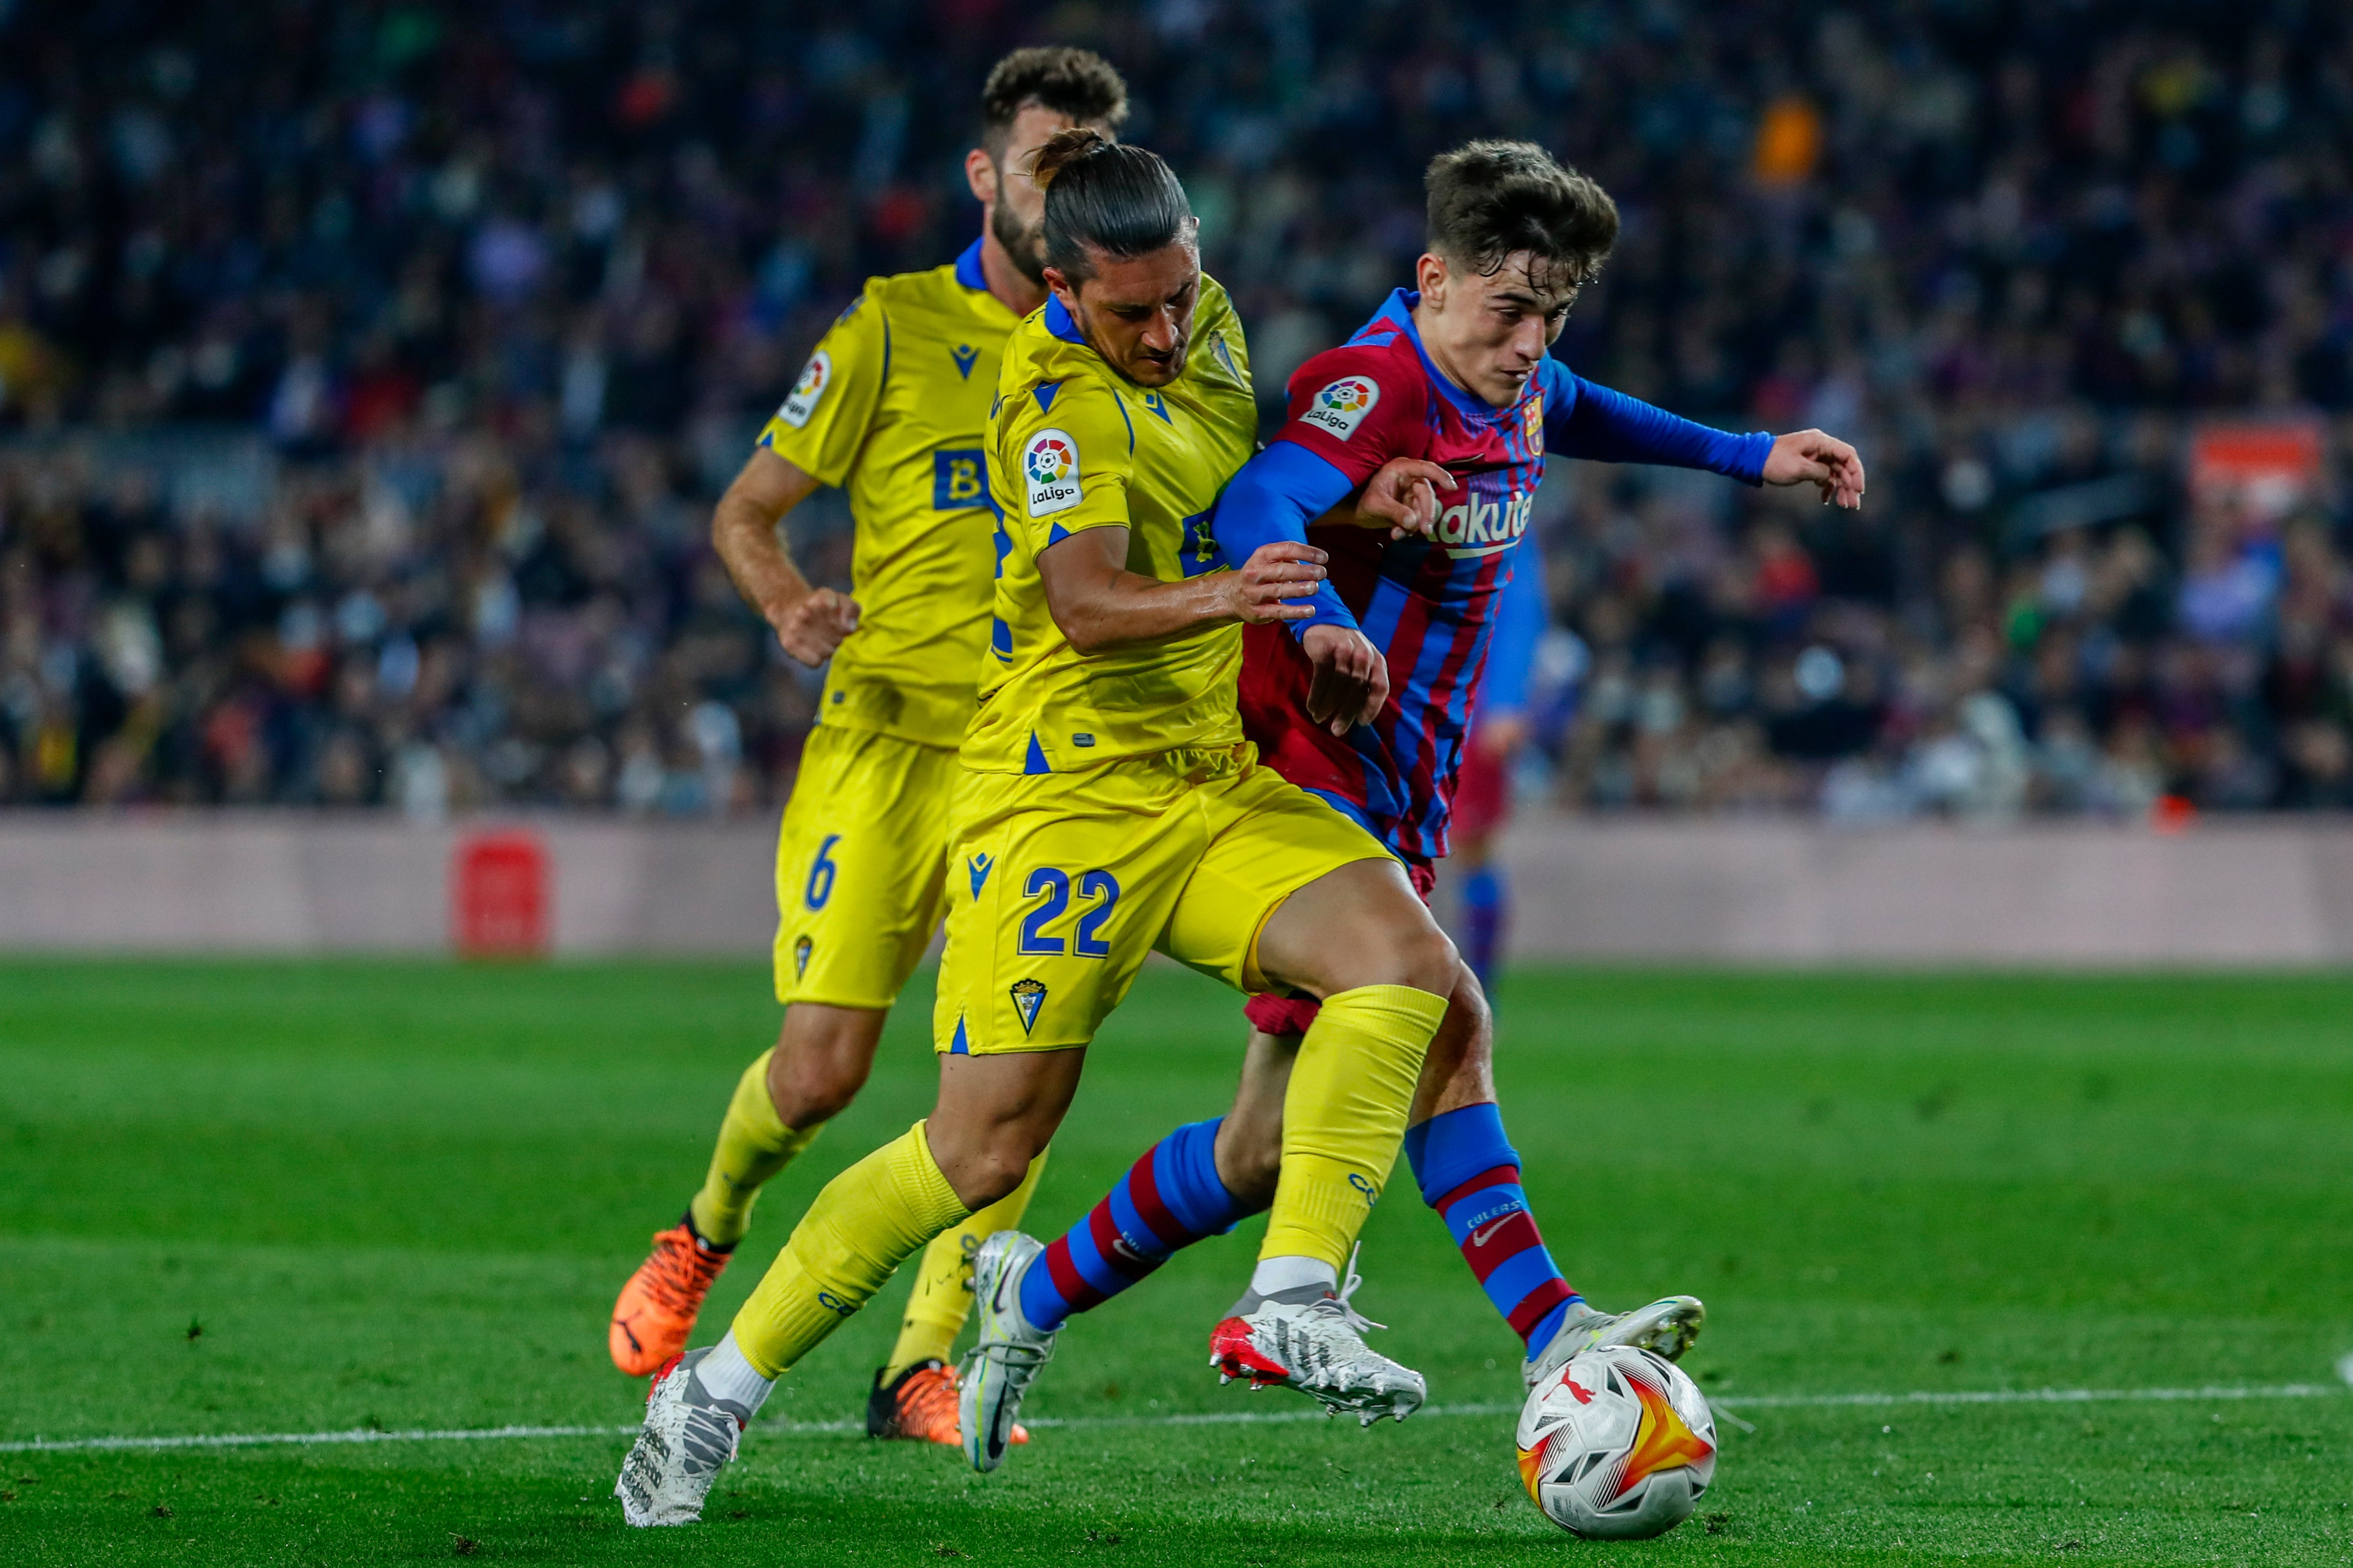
[1260,984,1449,1271]
[687,1049,823,1247]
[730,1120,971,1379]
[882,1148,1048,1381]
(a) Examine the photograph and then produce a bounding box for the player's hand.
[771,586,861,666]
[1225,541,1327,625]
[1354,458,1458,539]
[1762,430,1866,509]
[1301,624,1388,736]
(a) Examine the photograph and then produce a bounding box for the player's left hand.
[1762,430,1866,509]
[1353,458,1459,539]
[1300,624,1389,736]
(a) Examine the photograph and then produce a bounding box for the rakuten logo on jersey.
[1299,376,1379,439]
[1432,488,1534,555]
[778,351,831,429]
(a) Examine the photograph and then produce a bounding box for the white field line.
[3,1379,2346,1456]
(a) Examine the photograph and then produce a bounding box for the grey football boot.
[1523,1296,1707,1391]
[615,1348,753,1526]
[960,1230,1058,1472]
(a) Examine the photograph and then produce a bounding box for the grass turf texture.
[1,961,2348,1566]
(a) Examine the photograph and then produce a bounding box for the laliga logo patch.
[1024,429,1082,518]
[1300,375,1379,439]
[1009,977,1048,1035]
[779,350,831,429]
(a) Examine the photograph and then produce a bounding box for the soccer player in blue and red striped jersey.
[957,141,1865,1470]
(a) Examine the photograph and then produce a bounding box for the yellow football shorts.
[932,743,1391,1054]
[773,723,959,1008]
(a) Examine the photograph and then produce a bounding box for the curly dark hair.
[982,47,1129,155]
[1426,140,1618,293]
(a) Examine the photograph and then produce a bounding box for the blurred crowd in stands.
[4,0,2353,816]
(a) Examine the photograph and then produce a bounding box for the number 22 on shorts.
[1017,867,1120,957]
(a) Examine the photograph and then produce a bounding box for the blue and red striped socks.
[1404,1101,1582,1360]
[1018,1117,1253,1334]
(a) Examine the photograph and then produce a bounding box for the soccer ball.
[1515,1344,1717,1540]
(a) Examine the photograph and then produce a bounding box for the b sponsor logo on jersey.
[1432,486,1535,556]
[933,447,985,510]
[1009,977,1048,1035]
[1024,428,1082,517]
[1300,375,1380,439]
[779,350,831,428]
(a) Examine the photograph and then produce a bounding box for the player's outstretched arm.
[1760,429,1867,509]
[1036,526,1325,654]
[710,446,862,667]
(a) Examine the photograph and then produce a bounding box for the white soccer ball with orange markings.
[1515,1343,1717,1539]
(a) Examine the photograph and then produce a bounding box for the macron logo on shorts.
[1025,428,1082,517]
[778,350,831,429]
[1299,375,1379,439]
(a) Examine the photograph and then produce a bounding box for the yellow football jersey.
[969,276,1257,774]
[759,241,1020,749]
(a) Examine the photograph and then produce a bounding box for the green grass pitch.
[2,958,2350,1565]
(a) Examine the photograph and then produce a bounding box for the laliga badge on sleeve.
[1300,376,1380,439]
[1024,428,1082,517]
[779,350,831,429]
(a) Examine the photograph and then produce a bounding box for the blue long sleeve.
[1209,440,1360,634]
[1480,548,1547,716]
[1545,368,1773,484]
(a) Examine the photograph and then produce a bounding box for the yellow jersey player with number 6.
[605,49,1131,1453]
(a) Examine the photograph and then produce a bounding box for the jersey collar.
[1041,293,1090,346]
[1366,287,1532,427]
[953,236,988,292]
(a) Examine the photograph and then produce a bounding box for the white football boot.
[960,1230,1057,1473]
[615,1348,753,1527]
[1522,1295,1707,1392]
[1207,1253,1425,1426]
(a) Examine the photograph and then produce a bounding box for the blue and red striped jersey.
[1231,288,1769,861]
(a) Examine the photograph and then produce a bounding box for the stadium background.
[5,0,2351,823]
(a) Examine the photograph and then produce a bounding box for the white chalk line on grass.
[4,1379,2347,1456]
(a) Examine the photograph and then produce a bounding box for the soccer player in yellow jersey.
[605,48,1129,1449]
[618,129,1460,1526]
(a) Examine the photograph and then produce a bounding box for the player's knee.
[954,1142,1038,1211]
[766,1028,874,1128]
[1380,920,1459,999]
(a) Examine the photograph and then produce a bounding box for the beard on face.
[990,183,1048,286]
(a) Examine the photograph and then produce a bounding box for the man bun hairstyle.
[1426,140,1619,293]
[1031,128,1196,284]
[982,47,1130,154]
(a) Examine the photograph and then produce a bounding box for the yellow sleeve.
[758,286,890,487]
[995,379,1136,550]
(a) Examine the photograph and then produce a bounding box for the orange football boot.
[866,1360,1027,1448]
[610,1219,732,1377]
